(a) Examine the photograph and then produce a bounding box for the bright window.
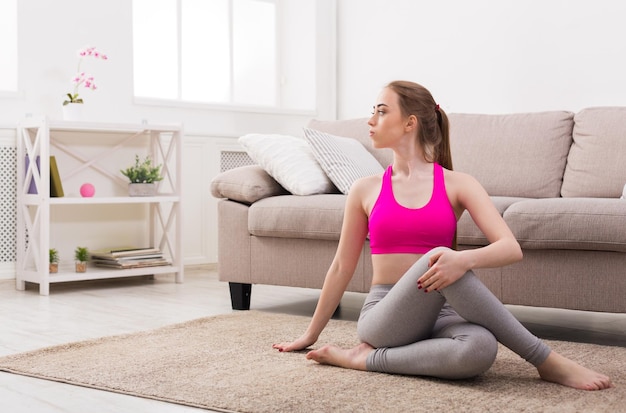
[0,0,18,93]
[133,0,289,108]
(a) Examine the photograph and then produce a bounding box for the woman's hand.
[273,333,317,353]
[417,248,470,292]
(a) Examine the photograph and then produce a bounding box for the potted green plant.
[120,155,164,196]
[74,246,89,273]
[49,248,59,274]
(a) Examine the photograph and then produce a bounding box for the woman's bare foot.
[306,342,374,371]
[536,351,613,390]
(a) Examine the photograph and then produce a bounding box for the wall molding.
[0,262,15,280]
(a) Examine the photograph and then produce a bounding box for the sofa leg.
[229,282,252,310]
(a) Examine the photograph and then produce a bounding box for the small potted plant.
[120,155,164,196]
[49,248,59,274]
[74,246,89,273]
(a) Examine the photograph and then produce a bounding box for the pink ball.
[80,183,95,197]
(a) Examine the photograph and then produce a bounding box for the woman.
[273,81,612,390]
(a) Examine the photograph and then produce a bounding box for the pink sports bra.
[369,163,456,254]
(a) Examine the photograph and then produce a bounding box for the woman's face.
[367,87,408,149]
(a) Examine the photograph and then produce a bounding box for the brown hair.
[386,80,453,170]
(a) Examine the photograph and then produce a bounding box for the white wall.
[336,0,626,118]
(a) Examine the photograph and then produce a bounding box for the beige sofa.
[211,108,626,313]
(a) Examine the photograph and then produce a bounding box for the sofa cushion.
[249,194,345,240]
[457,197,529,246]
[307,118,393,167]
[210,165,288,204]
[561,107,626,198]
[449,111,574,198]
[304,128,384,194]
[238,133,338,196]
[504,198,626,252]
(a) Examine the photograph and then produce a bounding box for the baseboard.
[0,262,15,280]
[185,262,218,271]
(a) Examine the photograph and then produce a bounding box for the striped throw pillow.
[304,128,383,194]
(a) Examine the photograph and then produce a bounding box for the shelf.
[16,118,184,295]
[19,265,181,284]
[18,119,181,134]
[19,195,181,205]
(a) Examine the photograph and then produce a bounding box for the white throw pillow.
[238,133,336,196]
[304,128,384,194]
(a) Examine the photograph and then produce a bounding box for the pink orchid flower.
[63,46,108,106]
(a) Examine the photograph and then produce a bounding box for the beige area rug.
[0,311,624,413]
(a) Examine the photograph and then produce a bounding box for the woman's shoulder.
[442,167,480,187]
[442,167,489,204]
[356,171,384,185]
[347,171,384,209]
[352,171,384,191]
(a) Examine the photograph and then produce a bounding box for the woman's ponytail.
[435,106,453,171]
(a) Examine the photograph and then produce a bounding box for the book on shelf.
[50,156,64,197]
[25,155,40,194]
[24,155,65,197]
[91,247,171,269]
[93,253,165,261]
[92,258,171,269]
[90,247,162,260]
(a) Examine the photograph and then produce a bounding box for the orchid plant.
[63,46,108,106]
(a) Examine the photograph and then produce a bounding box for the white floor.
[0,267,624,413]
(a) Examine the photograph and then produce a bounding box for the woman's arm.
[418,171,522,292]
[273,178,371,352]
[455,171,523,267]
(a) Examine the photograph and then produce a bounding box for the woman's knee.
[460,331,498,377]
[441,324,498,378]
[429,246,451,254]
[403,247,451,282]
[357,319,385,348]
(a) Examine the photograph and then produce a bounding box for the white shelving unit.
[16,118,184,295]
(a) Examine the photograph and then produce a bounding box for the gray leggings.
[358,248,551,379]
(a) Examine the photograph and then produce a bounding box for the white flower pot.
[62,103,83,121]
[128,183,157,197]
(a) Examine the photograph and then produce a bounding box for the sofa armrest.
[210,165,289,204]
